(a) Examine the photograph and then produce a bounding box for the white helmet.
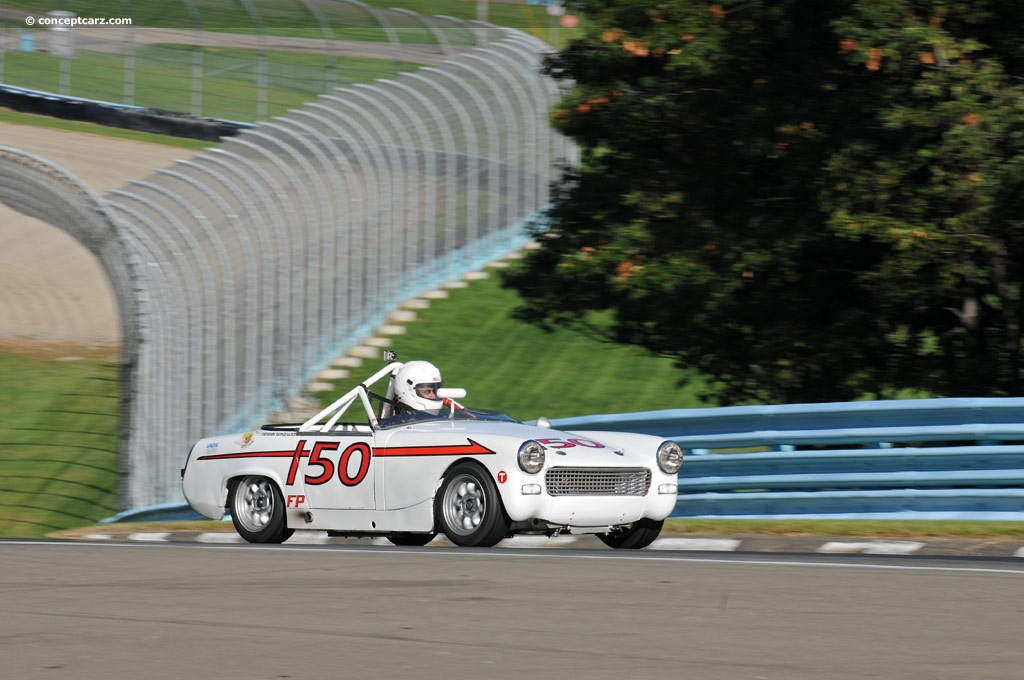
[393,360,444,414]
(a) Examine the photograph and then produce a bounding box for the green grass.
[317,271,708,422]
[1,44,411,122]
[0,344,121,537]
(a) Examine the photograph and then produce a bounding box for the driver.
[391,360,446,415]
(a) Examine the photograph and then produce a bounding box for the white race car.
[181,359,683,548]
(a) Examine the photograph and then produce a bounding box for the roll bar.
[300,362,404,432]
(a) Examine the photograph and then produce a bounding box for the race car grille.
[545,467,651,497]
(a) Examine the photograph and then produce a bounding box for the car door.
[293,433,376,510]
[374,425,494,511]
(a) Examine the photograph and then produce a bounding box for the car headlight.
[656,441,684,474]
[517,440,545,474]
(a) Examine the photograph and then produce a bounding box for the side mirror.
[536,416,552,429]
[437,388,466,400]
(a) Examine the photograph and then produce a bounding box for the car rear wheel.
[598,518,664,549]
[229,475,294,544]
[386,532,437,547]
[435,462,509,547]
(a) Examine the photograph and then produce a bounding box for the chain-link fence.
[0,0,503,122]
[0,12,572,510]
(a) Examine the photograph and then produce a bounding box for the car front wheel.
[229,475,294,544]
[598,518,664,549]
[435,463,509,547]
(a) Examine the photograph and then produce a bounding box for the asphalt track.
[4,540,1024,680]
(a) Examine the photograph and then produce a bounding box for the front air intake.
[544,467,651,496]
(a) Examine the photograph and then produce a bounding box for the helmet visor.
[414,382,442,400]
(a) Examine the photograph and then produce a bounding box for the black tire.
[434,462,509,547]
[386,532,437,547]
[229,475,294,544]
[598,518,664,550]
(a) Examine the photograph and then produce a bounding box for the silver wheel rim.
[442,473,486,537]
[234,477,275,533]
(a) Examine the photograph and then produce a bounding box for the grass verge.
[315,271,708,422]
[1,45,415,123]
[0,342,121,538]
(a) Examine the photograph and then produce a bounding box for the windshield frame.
[377,407,519,429]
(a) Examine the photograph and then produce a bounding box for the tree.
[502,0,1024,404]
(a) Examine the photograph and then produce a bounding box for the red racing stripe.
[197,439,495,461]
[197,450,299,461]
[374,439,494,457]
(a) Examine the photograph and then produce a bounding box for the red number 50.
[303,442,372,487]
[338,442,371,486]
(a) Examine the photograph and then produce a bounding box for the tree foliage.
[502,0,1024,404]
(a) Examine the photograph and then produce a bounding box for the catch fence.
[0,10,572,510]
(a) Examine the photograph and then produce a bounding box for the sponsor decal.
[238,432,256,449]
[497,470,508,484]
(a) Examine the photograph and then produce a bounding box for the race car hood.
[381,419,664,467]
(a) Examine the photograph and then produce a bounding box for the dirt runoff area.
[0,122,194,346]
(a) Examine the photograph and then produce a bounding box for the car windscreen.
[378,407,519,429]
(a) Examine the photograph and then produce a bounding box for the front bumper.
[500,467,678,526]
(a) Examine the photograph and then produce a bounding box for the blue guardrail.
[551,397,1024,521]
